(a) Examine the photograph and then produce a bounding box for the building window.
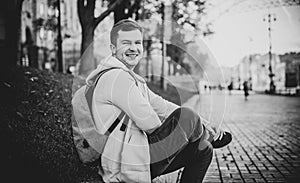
[48,8,54,16]
[40,3,45,16]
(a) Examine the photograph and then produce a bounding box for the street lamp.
[160,2,165,89]
[160,0,172,90]
[248,36,253,90]
[263,13,276,94]
[57,0,63,72]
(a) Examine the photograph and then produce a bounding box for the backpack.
[71,68,127,163]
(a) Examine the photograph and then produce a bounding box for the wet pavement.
[183,93,300,183]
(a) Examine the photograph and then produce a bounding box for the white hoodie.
[86,55,178,182]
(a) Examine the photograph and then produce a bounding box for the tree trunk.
[77,0,96,77]
[113,2,127,23]
[0,0,23,77]
[79,25,96,77]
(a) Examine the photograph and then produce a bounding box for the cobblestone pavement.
[183,93,300,183]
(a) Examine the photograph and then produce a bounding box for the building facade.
[20,0,82,72]
[231,53,285,92]
[280,53,300,92]
[231,52,300,94]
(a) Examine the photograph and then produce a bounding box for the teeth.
[129,55,136,59]
[126,54,137,59]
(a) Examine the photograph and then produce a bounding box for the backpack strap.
[120,115,129,131]
[105,111,125,135]
[84,67,130,135]
[85,67,118,117]
[85,67,128,136]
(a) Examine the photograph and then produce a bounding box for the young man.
[86,19,231,183]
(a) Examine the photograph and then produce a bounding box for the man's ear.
[110,44,116,55]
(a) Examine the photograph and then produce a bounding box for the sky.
[204,4,300,67]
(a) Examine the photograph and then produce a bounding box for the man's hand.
[204,123,226,141]
[212,127,226,141]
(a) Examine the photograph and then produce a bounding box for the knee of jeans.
[179,107,201,124]
[178,107,203,139]
[198,140,213,152]
[196,141,213,162]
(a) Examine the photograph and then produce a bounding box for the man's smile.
[125,52,139,59]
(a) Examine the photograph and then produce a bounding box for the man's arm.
[146,86,179,123]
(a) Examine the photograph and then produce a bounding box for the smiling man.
[110,26,143,69]
[84,19,232,183]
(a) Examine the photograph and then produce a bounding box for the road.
[183,93,300,183]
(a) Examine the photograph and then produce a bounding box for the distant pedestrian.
[228,81,233,95]
[243,81,249,100]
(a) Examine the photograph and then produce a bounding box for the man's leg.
[162,139,213,183]
[148,107,213,183]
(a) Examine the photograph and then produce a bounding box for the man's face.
[111,29,143,70]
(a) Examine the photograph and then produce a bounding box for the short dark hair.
[110,19,143,46]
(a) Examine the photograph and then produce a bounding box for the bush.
[1,67,100,183]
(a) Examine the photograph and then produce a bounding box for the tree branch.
[127,0,141,20]
[93,0,122,28]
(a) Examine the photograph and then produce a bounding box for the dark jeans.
[148,107,213,183]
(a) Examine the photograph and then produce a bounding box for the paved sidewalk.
[191,93,300,183]
[154,93,300,183]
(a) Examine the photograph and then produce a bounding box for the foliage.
[1,67,102,182]
[142,0,212,39]
[139,0,212,75]
[33,17,57,33]
[32,0,57,31]
[172,0,213,36]
[112,0,142,22]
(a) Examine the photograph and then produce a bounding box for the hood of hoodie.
[86,55,145,86]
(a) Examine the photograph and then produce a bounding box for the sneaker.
[211,131,232,148]
[202,120,232,149]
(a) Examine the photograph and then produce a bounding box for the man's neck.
[114,56,135,71]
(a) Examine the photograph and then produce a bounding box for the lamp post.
[160,2,165,89]
[248,36,253,90]
[57,0,63,72]
[160,0,172,90]
[263,13,276,93]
